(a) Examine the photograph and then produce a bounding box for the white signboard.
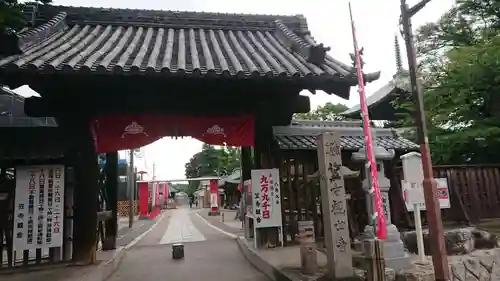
[251,169,282,228]
[210,193,218,208]
[402,177,450,211]
[13,165,65,252]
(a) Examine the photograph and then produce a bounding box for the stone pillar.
[298,220,318,275]
[317,133,353,278]
[352,146,409,271]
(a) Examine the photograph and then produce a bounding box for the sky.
[12,0,455,180]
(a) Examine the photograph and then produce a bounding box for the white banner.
[251,169,282,229]
[13,165,65,252]
[210,193,218,208]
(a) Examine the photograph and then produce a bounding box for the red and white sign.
[402,178,451,211]
[91,114,255,153]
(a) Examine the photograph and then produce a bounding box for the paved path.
[197,209,245,236]
[159,209,205,244]
[108,207,269,281]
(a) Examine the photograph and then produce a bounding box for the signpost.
[402,178,450,211]
[13,165,65,256]
[250,168,283,248]
[402,178,451,261]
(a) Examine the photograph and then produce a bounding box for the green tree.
[0,0,52,36]
[395,0,500,165]
[184,144,240,196]
[294,102,349,121]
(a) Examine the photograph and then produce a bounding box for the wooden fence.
[280,159,500,243]
[393,164,500,226]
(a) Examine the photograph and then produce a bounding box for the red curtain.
[91,114,254,153]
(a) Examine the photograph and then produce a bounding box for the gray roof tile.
[274,120,418,151]
[0,6,381,97]
[342,71,411,118]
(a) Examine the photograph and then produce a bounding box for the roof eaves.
[342,72,410,116]
[273,121,398,138]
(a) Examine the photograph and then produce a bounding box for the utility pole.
[399,1,449,280]
[152,162,156,180]
[128,149,135,228]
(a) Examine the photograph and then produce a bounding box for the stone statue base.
[208,211,220,216]
[355,224,410,271]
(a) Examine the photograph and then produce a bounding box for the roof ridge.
[47,5,302,17]
[290,119,363,127]
[18,12,68,52]
[39,5,306,29]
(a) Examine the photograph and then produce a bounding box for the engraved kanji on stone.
[336,236,348,252]
[326,141,341,156]
[334,220,346,231]
[331,199,344,214]
[328,162,342,182]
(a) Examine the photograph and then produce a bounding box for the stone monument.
[352,146,410,271]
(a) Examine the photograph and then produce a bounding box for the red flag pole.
[348,3,387,240]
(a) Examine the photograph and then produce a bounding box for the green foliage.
[184,144,240,196]
[396,0,500,165]
[0,0,52,36]
[294,102,349,121]
[172,183,188,193]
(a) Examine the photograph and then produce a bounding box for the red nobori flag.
[349,3,387,240]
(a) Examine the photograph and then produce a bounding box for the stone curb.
[236,237,320,281]
[92,246,127,281]
[55,246,127,281]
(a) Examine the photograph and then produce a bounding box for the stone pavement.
[1,214,163,281]
[107,206,269,281]
[196,208,245,237]
[116,216,155,247]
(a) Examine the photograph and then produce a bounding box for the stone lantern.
[351,146,410,271]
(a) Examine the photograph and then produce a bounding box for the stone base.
[208,211,220,216]
[401,227,500,255]
[384,253,410,273]
[356,224,410,271]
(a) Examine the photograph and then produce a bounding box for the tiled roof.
[0,6,380,98]
[342,71,411,119]
[273,120,418,151]
[0,87,57,127]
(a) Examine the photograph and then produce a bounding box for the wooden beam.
[70,119,99,264]
[97,210,113,222]
[102,152,118,251]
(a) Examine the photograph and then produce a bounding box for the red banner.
[210,179,219,213]
[91,114,255,153]
[139,182,149,217]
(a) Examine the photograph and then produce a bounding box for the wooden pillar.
[102,152,118,250]
[69,119,100,264]
[241,147,253,238]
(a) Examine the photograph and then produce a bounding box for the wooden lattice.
[117,200,139,217]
